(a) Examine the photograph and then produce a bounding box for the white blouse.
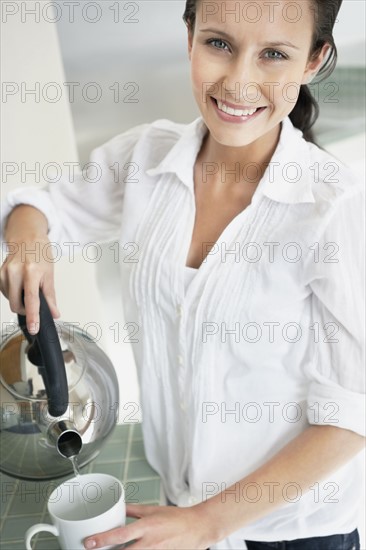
[2,115,365,548]
[184,266,198,291]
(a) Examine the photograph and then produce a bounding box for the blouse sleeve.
[1,123,150,252]
[304,182,365,437]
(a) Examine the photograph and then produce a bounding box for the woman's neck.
[197,121,282,189]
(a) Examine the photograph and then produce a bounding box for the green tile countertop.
[0,423,162,549]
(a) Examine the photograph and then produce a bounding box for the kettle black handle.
[18,289,68,417]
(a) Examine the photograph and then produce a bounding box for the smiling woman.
[1,1,365,550]
[183,0,339,147]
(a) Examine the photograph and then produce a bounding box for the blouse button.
[177,355,184,365]
[188,496,198,505]
[177,304,183,317]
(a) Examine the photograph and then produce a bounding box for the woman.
[1,1,364,549]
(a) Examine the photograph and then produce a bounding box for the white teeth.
[217,99,258,117]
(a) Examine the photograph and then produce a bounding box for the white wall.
[334,0,366,65]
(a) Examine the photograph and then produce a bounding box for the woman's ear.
[301,43,332,85]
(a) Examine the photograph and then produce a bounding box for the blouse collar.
[145,115,316,204]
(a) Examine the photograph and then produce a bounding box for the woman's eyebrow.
[199,28,300,50]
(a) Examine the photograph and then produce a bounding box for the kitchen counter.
[0,423,162,549]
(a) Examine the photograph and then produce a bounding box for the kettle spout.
[48,420,82,458]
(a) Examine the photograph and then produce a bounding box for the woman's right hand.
[0,206,60,334]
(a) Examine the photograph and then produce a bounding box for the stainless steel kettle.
[0,290,119,480]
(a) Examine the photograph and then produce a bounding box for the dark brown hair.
[182,0,343,147]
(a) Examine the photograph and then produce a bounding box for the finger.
[40,276,60,318]
[6,264,26,315]
[126,504,157,518]
[84,521,142,549]
[23,270,42,334]
[0,263,9,299]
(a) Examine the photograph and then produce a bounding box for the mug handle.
[25,523,58,549]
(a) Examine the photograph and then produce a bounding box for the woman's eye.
[206,38,229,51]
[205,40,288,61]
[263,50,287,61]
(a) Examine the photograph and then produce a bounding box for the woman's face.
[188,0,330,147]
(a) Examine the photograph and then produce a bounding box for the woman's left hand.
[83,503,215,549]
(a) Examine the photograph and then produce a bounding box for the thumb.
[126,504,157,518]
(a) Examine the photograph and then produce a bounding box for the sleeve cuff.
[1,186,63,244]
[307,381,366,437]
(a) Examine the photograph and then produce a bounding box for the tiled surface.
[0,423,161,549]
[314,67,365,145]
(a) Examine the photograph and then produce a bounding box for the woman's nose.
[222,62,262,105]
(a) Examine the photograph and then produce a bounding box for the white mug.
[25,473,126,550]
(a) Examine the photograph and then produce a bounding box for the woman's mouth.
[210,97,267,123]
